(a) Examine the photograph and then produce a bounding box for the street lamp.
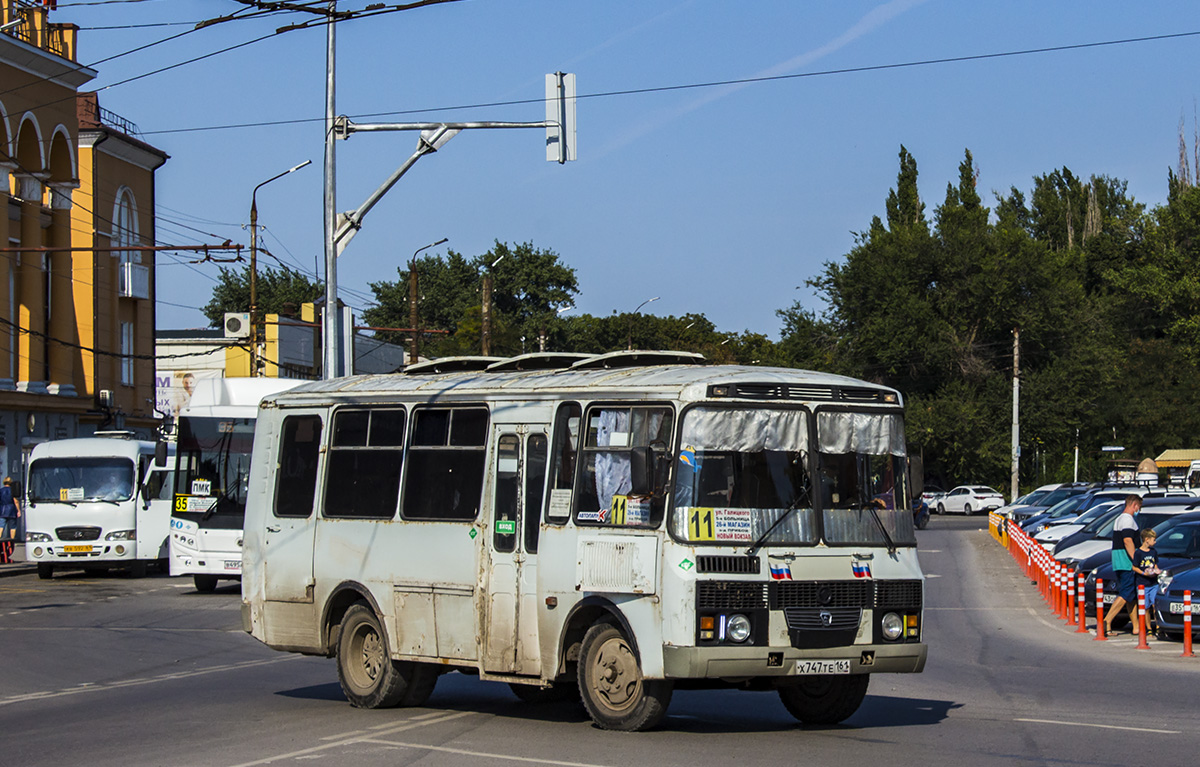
[481,254,504,356]
[249,159,311,376]
[627,296,660,351]
[408,237,448,364]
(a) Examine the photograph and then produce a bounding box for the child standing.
[1132,529,1160,634]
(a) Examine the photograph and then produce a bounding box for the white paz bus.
[170,377,303,592]
[242,352,927,731]
[25,433,175,579]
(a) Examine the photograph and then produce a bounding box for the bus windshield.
[174,416,257,520]
[817,411,915,546]
[29,457,135,503]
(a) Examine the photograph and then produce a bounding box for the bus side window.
[493,434,520,553]
[525,434,547,553]
[403,406,489,521]
[275,415,323,518]
[576,405,673,528]
[544,402,580,524]
[324,408,405,519]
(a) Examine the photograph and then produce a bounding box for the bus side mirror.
[630,447,653,496]
[155,441,168,467]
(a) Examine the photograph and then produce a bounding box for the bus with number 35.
[241,351,927,731]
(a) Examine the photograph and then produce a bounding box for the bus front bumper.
[662,641,927,678]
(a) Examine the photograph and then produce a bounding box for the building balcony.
[119,262,150,300]
[2,1,78,63]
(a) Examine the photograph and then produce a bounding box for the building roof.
[1154,449,1200,467]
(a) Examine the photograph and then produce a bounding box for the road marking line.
[1014,718,1180,734]
[227,711,474,767]
[0,656,299,706]
[407,712,447,721]
[320,731,367,740]
[363,738,615,767]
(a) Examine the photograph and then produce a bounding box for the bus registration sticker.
[60,487,85,502]
[191,479,212,496]
[794,660,851,675]
[686,508,753,542]
[174,494,217,514]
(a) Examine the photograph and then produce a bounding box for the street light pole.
[408,237,447,365]
[249,160,311,377]
[627,296,659,351]
[481,254,504,356]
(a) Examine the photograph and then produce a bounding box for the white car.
[937,485,1005,515]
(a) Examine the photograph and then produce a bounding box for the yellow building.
[1,0,166,476]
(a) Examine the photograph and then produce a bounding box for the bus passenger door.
[263,413,324,606]
[483,428,549,676]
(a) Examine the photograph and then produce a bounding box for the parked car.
[1021,494,1093,533]
[995,485,1059,519]
[1152,559,1200,638]
[1009,483,1091,524]
[937,485,1005,515]
[1033,500,1123,549]
[1054,498,1200,562]
[920,485,946,505]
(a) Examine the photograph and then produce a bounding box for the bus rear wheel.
[578,621,672,731]
[337,604,437,709]
[194,574,219,593]
[778,674,869,725]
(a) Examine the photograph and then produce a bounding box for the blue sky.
[55,0,1200,337]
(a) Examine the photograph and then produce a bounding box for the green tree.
[201,266,323,327]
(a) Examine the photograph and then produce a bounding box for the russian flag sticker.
[769,562,792,580]
[851,561,872,579]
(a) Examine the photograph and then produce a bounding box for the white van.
[24,434,175,579]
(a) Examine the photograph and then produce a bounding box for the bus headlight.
[726,614,752,643]
[106,530,136,541]
[881,612,904,641]
[26,532,51,543]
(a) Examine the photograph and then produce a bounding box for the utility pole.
[407,237,446,365]
[481,272,493,356]
[322,0,339,379]
[1010,327,1020,502]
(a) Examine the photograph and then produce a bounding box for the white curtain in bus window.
[816,411,915,546]
[576,406,671,527]
[672,407,817,545]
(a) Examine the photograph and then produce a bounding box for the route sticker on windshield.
[685,507,753,542]
[174,494,216,514]
[61,487,84,502]
[190,479,212,496]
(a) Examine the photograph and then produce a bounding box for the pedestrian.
[1132,529,1161,633]
[1104,494,1142,635]
[0,476,20,564]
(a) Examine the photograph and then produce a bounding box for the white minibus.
[242,352,927,731]
[170,377,303,592]
[25,433,174,579]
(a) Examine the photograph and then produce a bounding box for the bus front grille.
[784,606,862,631]
[56,526,101,541]
[875,580,923,610]
[696,581,769,610]
[771,581,872,609]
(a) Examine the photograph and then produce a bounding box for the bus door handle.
[266,525,281,533]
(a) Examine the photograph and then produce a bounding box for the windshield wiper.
[863,502,898,555]
[746,487,811,557]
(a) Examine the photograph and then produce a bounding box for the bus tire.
[778,674,869,725]
[577,621,672,731]
[129,560,148,578]
[509,681,579,704]
[37,564,53,580]
[194,574,219,593]
[337,604,426,709]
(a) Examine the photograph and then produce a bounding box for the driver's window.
[574,405,673,528]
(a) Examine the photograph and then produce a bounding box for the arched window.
[113,188,139,264]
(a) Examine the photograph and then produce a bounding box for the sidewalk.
[0,543,35,577]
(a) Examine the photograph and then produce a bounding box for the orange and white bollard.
[1075,572,1089,633]
[1095,578,1107,641]
[1183,591,1194,658]
[1064,568,1076,624]
[1136,584,1151,650]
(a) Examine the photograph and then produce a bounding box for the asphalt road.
[2,516,1198,767]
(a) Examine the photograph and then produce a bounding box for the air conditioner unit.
[224,312,251,339]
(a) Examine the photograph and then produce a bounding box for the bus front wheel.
[194,574,219,593]
[36,564,53,580]
[578,621,672,731]
[778,674,869,725]
[336,604,437,709]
